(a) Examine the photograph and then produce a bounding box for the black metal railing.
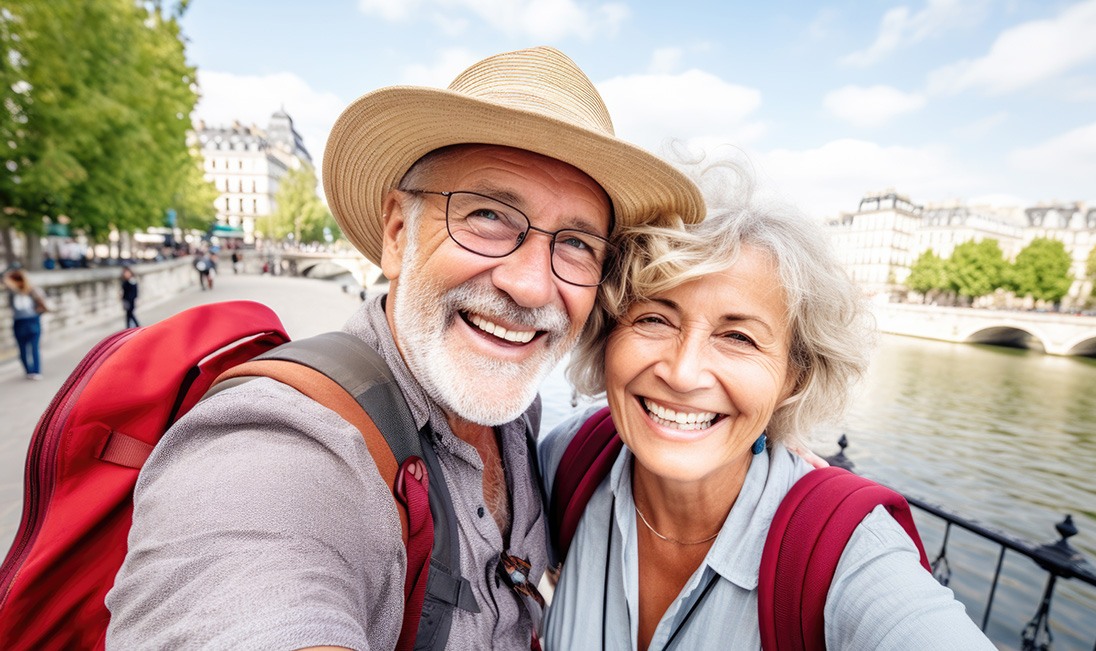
[826,435,1096,650]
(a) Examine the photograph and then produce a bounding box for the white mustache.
[443,281,570,338]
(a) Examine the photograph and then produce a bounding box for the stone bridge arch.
[1062,333,1096,357]
[287,256,384,288]
[957,324,1050,353]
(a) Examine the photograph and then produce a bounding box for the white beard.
[392,236,578,426]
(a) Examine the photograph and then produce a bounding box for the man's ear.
[380,190,408,281]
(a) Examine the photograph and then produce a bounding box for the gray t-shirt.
[539,407,995,650]
[106,295,549,650]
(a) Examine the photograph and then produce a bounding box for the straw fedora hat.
[323,46,704,265]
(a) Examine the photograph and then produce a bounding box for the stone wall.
[1,258,199,364]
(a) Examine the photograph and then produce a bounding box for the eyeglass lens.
[444,191,609,287]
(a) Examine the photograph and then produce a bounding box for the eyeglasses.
[404,190,613,287]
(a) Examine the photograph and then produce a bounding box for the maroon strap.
[549,407,622,562]
[98,430,156,469]
[757,467,930,650]
[395,457,433,651]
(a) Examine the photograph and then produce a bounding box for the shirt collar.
[608,441,806,591]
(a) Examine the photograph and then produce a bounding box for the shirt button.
[477,506,485,518]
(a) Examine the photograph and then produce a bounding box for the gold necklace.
[633,502,720,545]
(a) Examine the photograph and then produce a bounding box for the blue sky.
[180,0,1096,218]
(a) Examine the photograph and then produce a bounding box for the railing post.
[1022,515,1095,650]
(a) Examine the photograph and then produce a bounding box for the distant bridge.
[277,250,384,289]
[874,303,1096,356]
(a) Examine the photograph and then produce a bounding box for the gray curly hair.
[566,155,873,448]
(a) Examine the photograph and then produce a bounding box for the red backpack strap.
[757,466,930,651]
[549,407,623,562]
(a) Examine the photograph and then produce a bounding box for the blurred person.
[120,266,139,328]
[539,157,994,650]
[193,251,213,290]
[3,268,49,380]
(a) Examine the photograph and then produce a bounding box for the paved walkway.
[0,272,370,554]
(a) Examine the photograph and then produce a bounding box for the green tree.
[170,152,219,232]
[1008,237,1073,305]
[947,239,1007,302]
[906,249,949,300]
[271,164,330,244]
[1,0,203,259]
[1086,246,1096,301]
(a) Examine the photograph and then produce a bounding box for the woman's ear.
[380,190,408,281]
[777,366,804,408]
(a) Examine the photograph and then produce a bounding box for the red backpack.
[549,406,931,650]
[0,301,462,651]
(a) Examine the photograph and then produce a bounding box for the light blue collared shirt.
[539,407,994,650]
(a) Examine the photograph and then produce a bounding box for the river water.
[537,334,1096,650]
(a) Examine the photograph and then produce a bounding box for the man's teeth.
[644,399,716,431]
[468,314,536,344]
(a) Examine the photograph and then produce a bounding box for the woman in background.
[3,268,48,380]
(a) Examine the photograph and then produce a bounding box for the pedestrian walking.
[193,252,212,290]
[3,268,49,380]
[121,266,139,328]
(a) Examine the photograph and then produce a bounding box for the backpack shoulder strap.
[548,406,623,563]
[214,331,437,651]
[757,466,930,651]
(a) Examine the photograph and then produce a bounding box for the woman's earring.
[751,433,767,455]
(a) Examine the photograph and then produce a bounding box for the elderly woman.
[538,161,993,649]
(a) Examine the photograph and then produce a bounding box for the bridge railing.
[827,437,1096,650]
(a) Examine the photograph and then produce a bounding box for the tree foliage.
[1088,247,1096,301]
[947,239,1007,300]
[270,164,333,244]
[906,249,949,296]
[1,0,210,243]
[1008,237,1073,304]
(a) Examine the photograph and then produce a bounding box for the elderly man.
[106,47,702,649]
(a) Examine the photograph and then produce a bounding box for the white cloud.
[755,139,988,218]
[842,0,990,67]
[597,70,765,150]
[951,111,1008,139]
[823,85,927,128]
[358,0,629,40]
[358,0,423,21]
[194,70,346,182]
[399,48,481,86]
[928,0,1096,94]
[1008,122,1096,196]
[649,47,684,74]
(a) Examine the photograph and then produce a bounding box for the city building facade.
[190,109,312,245]
[825,191,1095,307]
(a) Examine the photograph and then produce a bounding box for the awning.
[211,224,246,238]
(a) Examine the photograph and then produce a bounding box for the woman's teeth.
[643,399,716,431]
[468,313,536,344]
